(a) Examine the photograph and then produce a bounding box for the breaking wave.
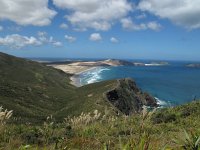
[80,67,110,84]
[155,97,172,107]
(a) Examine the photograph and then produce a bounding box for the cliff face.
[106,78,158,115]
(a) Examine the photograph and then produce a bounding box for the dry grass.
[0,106,13,125]
[0,104,200,149]
[65,110,101,129]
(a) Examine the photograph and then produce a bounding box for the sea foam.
[80,67,110,84]
[155,97,172,107]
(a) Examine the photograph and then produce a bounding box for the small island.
[186,64,200,68]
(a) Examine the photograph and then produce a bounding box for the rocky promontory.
[105,78,158,115]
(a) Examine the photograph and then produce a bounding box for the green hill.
[0,52,76,123]
[0,52,157,123]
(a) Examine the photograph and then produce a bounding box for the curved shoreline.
[70,67,99,87]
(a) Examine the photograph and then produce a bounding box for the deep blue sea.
[31,58,200,107]
[78,61,200,107]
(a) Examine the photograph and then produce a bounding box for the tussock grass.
[1,102,200,149]
[0,106,13,125]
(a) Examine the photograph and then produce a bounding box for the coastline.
[70,67,99,87]
[48,59,170,88]
[70,75,82,87]
[48,62,102,87]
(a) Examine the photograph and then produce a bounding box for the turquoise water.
[79,62,200,106]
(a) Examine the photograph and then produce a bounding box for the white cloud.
[136,13,146,19]
[53,0,132,31]
[139,0,200,30]
[110,37,119,43]
[121,18,145,30]
[0,26,3,31]
[64,35,76,43]
[49,36,63,47]
[0,0,57,26]
[59,23,68,29]
[0,34,42,48]
[73,27,87,32]
[38,31,47,37]
[147,21,162,31]
[0,33,62,49]
[37,32,62,47]
[37,31,49,43]
[121,17,161,31]
[89,33,102,41]
[52,41,62,47]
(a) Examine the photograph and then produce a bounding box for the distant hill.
[99,59,134,66]
[0,52,157,123]
[49,59,135,67]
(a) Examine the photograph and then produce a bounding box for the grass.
[0,101,200,149]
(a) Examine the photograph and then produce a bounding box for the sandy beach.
[49,64,93,74]
[48,59,136,87]
[49,62,100,87]
[48,59,129,74]
[69,67,98,87]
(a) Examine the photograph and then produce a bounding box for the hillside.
[0,52,157,123]
[0,52,76,123]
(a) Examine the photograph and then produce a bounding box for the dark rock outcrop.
[105,78,158,115]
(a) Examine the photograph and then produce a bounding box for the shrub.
[173,129,200,150]
[152,112,176,124]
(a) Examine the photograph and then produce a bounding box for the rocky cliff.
[105,78,158,115]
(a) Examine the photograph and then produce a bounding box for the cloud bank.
[0,0,56,26]
[0,33,62,49]
[121,18,161,31]
[53,0,132,31]
[139,0,200,29]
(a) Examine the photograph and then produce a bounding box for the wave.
[80,67,110,84]
[155,97,172,107]
[145,63,165,66]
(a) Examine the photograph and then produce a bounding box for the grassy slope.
[0,52,121,123]
[55,80,119,119]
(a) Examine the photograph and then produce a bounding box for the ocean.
[31,58,200,107]
[78,61,200,107]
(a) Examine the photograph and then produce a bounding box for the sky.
[0,0,200,61]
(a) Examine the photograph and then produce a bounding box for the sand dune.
[48,59,133,74]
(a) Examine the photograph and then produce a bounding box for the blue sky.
[0,0,200,61]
